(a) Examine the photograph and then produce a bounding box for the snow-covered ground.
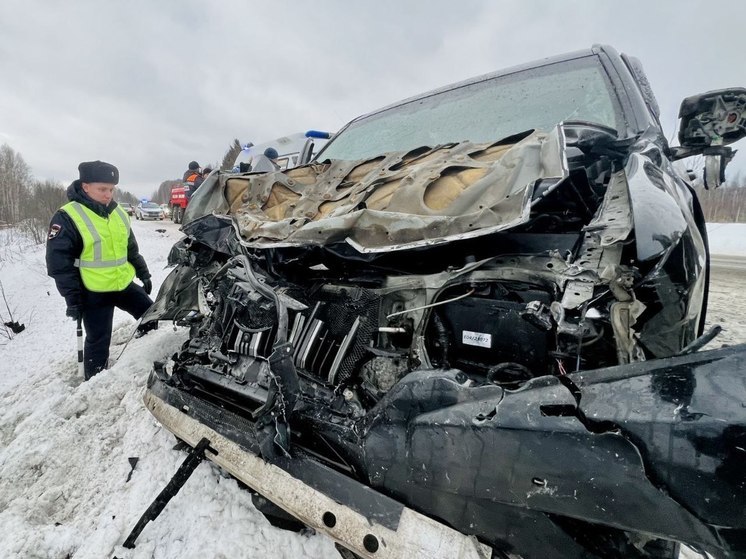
[0,220,337,559]
[0,220,744,559]
[706,223,746,257]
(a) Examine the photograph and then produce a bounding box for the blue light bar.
[305,130,332,139]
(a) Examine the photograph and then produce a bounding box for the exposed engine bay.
[151,125,706,402]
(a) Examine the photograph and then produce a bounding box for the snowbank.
[0,220,336,559]
[706,223,746,257]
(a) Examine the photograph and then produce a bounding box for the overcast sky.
[2,0,745,199]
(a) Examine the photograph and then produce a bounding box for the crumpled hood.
[218,128,567,252]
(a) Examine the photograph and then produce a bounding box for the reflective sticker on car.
[462,330,491,348]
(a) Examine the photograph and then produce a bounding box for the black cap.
[188,161,200,170]
[263,147,278,160]
[78,160,119,185]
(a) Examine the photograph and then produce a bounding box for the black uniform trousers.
[82,281,152,379]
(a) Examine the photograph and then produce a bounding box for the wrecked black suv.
[141,45,746,558]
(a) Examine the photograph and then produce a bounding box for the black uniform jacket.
[182,169,204,198]
[46,181,150,308]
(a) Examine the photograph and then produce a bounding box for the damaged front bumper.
[144,375,492,559]
[145,343,746,559]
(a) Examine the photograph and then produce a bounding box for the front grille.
[290,288,380,384]
[228,324,278,358]
[220,284,380,385]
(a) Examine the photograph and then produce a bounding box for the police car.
[232,130,332,173]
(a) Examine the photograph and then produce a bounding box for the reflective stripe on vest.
[61,201,135,292]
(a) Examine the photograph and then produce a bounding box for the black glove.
[66,305,82,321]
[141,277,152,295]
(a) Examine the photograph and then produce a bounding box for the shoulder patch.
[48,224,62,240]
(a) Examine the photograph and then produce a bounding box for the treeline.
[150,179,183,204]
[695,184,746,223]
[1,138,243,243]
[0,144,140,244]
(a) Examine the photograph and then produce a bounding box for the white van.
[233,130,332,172]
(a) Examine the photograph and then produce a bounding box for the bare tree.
[0,144,32,225]
[19,179,67,244]
[24,179,67,219]
[675,153,746,222]
[147,179,180,204]
[116,189,139,206]
[221,139,242,171]
[695,183,746,223]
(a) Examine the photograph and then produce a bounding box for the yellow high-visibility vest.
[61,201,135,292]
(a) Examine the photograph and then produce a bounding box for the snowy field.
[0,220,337,559]
[706,223,746,257]
[0,220,744,559]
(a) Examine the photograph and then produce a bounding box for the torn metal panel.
[571,345,746,535]
[560,280,595,310]
[626,151,688,263]
[582,170,633,246]
[221,129,567,252]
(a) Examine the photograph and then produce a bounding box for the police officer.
[46,160,156,380]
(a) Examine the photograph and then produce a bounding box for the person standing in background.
[183,161,203,199]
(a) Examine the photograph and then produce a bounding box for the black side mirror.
[678,87,746,148]
[673,87,745,188]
